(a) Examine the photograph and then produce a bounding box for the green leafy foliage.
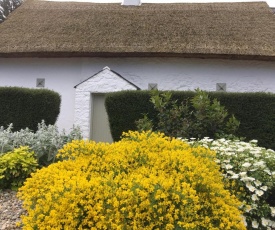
[136,89,240,139]
[105,91,156,140]
[215,92,275,149]
[105,90,275,149]
[0,87,61,131]
[0,146,38,190]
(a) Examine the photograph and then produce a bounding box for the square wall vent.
[148,83,158,90]
[216,83,226,92]
[36,78,45,88]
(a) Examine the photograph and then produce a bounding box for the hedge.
[105,90,275,150]
[0,87,61,131]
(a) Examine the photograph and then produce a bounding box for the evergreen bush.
[105,90,275,149]
[0,87,61,131]
[136,89,240,139]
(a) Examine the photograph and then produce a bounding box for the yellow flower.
[18,131,245,230]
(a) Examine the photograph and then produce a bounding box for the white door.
[91,94,113,143]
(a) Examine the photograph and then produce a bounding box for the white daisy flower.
[252,194,258,201]
[252,220,259,228]
[262,218,269,227]
[256,190,264,196]
[242,162,251,168]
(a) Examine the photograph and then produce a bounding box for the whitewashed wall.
[0,57,274,134]
[75,66,139,139]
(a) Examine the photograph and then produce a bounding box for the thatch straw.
[0,0,274,60]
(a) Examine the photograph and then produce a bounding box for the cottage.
[0,0,274,141]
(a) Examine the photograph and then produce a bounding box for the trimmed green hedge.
[105,91,156,141]
[105,90,275,150]
[215,92,275,150]
[0,87,61,131]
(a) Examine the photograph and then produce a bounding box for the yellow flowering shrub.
[18,131,245,230]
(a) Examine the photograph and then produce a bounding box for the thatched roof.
[0,0,275,60]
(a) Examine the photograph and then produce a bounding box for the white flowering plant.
[185,137,275,230]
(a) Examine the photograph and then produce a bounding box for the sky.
[46,0,275,7]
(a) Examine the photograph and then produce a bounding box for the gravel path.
[0,190,25,230]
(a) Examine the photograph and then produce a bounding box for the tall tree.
[0,0,22,23]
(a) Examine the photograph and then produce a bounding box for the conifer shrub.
[18,131,245,229]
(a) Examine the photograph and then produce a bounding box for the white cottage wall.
[0,57,274,135]
[75,67,138,139]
